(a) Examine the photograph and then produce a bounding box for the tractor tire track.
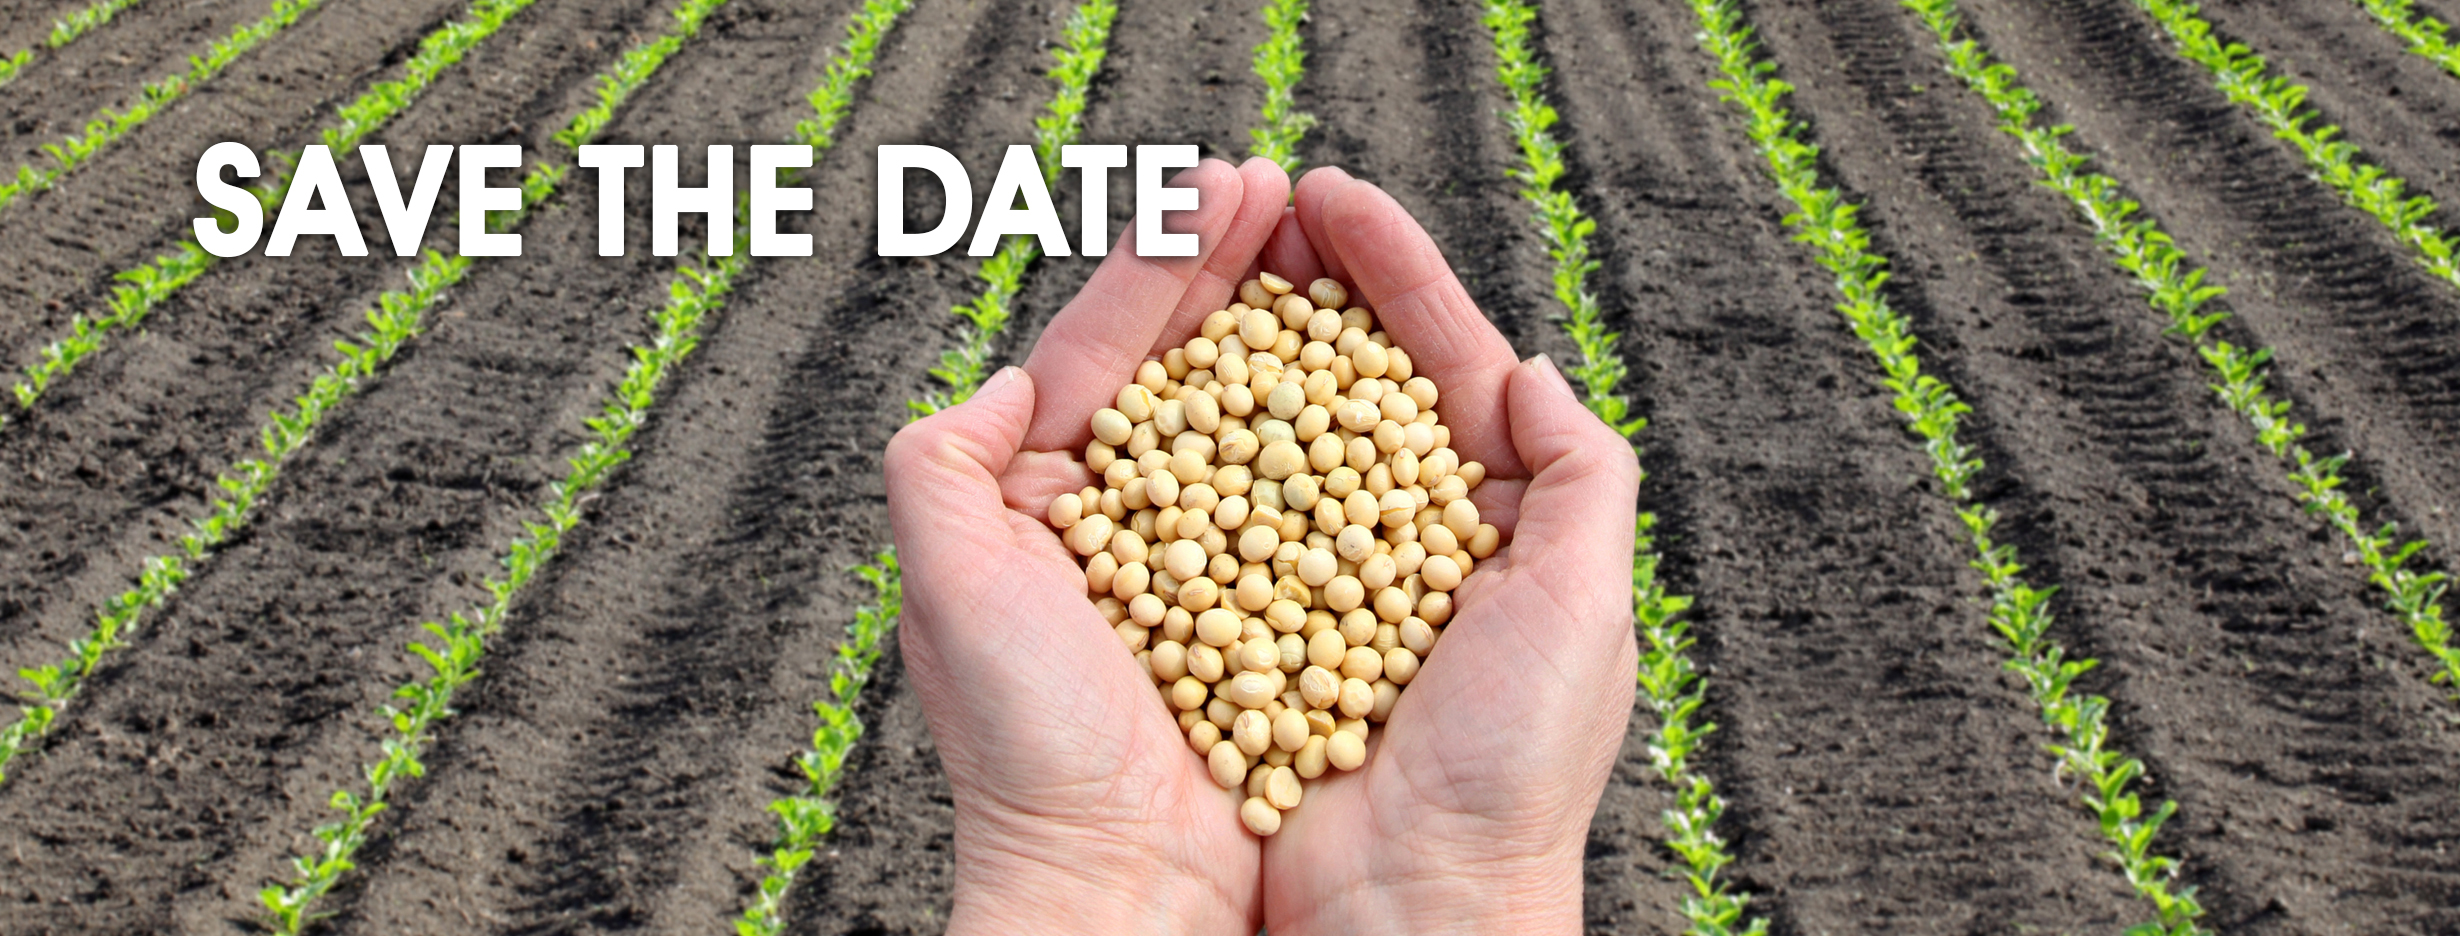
[0,3,756,931]
[0,0,673,736]
[1750,0,2460,930]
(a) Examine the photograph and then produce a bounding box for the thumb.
[1502,355,1640,599]
[886,366,1038,577]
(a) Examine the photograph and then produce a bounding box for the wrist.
[946,814,1251,936]
[1273,849,1583,936]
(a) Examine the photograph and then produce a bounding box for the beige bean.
[1263,746,1293,768]
[1195,608,1242,648]
[1188,642,1226,681]
[1358,552,1398,591]
[1272,708,1310,752]
[1326,729,1367,771]
[1298,663,1342,707]
[1091,408,1133,446]
[1371,622,1401,655]
[1332,524,1376,565]
[1265,599,1309,634]
[1223,670,1278,709]
[1339,608,1379,647]
[1341,645,1385,683]
[1325,575,1366,613]
[1162,538,1207,582]
[1370,679,1400,722]
[1084,551,1119,595]
[1067,513,1114,557]
[1296,547,1338,586]
[1185,390,1221,433]
[1338,677,1375,718]
[1233,709,1273,756]
[1047,492,1083,529]
[1162,606,1196,644]
[1240,637,1280,674]
[1420,523,1459,557]
[1469,523,1501,559]
[1335,398,1381,433]
[1130,593,1168,628]
[1236,573,1274,612]
[1208,697,1238,730]
[1418,590,1455,626]
[1255,439,1308,480]
[1456,460,1486,490]
[1177,574,1220,612]
[1305,708,1338,737]
[1221,381,1256,416]
[1241,796,1282,836]
[1386,346,1414,381]
[1273,292,1314,330]
[1116,384,1156,422]
[1399,616,1436,655]
[1384,647,1421,685]
[1276,632,1308,671]
[1188,718,1222,755]
[1151,640,1190,681]
[1294,734,1330,778]
[1307,278,1348,310]
[1442,499,1480,540]
[1213,495,1252,530]
[1171,675,1208,711]
[1422,554,1463,591]
[1380,391,1418,424]
[1209,739,1248,788]
[1239,524,1281,563]
[1353,341,1390,379]
[1265,765,1304,810]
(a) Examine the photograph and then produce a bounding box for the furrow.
[1477,0,1758,932]
[0,0,540,422]
[0,0,149,89]
[1682,0,2207,929]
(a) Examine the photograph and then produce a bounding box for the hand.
[884,156,1291,936]
[885,160,1640,936]
[1250,168,1641,936]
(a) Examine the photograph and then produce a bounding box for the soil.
[2,0,2459,933]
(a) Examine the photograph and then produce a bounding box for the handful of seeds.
[1045,272,1496,836]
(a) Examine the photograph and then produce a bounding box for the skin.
[884,159,1640,935]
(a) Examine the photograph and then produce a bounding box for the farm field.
[0,0,2457,932]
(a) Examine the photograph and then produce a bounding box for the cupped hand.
[884,156,1290,936]
[885,160,1640,936]
[1252,168,1641,936]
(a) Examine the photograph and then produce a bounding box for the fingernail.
[1528,354,1575,400]
[977,366,1024,398]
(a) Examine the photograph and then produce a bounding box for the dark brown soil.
[3,0,2460,933]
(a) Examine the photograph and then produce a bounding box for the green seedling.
[243,3,739,930]
[1690,0,2202,931]
[2350,0,2460,81]
[707,2,916,933]
[0,0,150,87]
[1906,0,2458,704]
[1478,2,1755,932]
[7,0,541,425]
[911,0,1116,418]
[1247,0,1315,171]
[0,0,329,215]
[2126,0,2460,294]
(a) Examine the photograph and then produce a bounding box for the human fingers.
[1308,176,1529,479]
[1021,159,1251,452]
[1253,207,1326,288]
[1149,156,1291,353]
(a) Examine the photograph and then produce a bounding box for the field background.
[0,0,2457,932]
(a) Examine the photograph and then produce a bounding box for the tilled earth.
[0,0,2457,933]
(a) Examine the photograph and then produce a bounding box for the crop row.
[2350,0,2460,80]
[1683,0,2204,931]
[238,1,743,928]
[742,0,1124,927]
[0,0,562,781]
[0,0,331,216]
[1474,1,1759,933]
[1901,0,2458,700]
[2123,0,2459,294]
[0,0,150,88]
[1247,0,1313,170]
[8,0,542,424]
[910,0,1117,418]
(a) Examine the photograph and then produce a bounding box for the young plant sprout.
[1246,0,1315,172]
[1902,0,2459,703]
[0,0,151,88]
[1043,271,1499,835]
[1686,0,2205,931]
[1480,0,1758,930]
[2125,0,2460,296]
[7,0,543,426]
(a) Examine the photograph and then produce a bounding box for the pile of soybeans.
[1042,273,1497,836]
